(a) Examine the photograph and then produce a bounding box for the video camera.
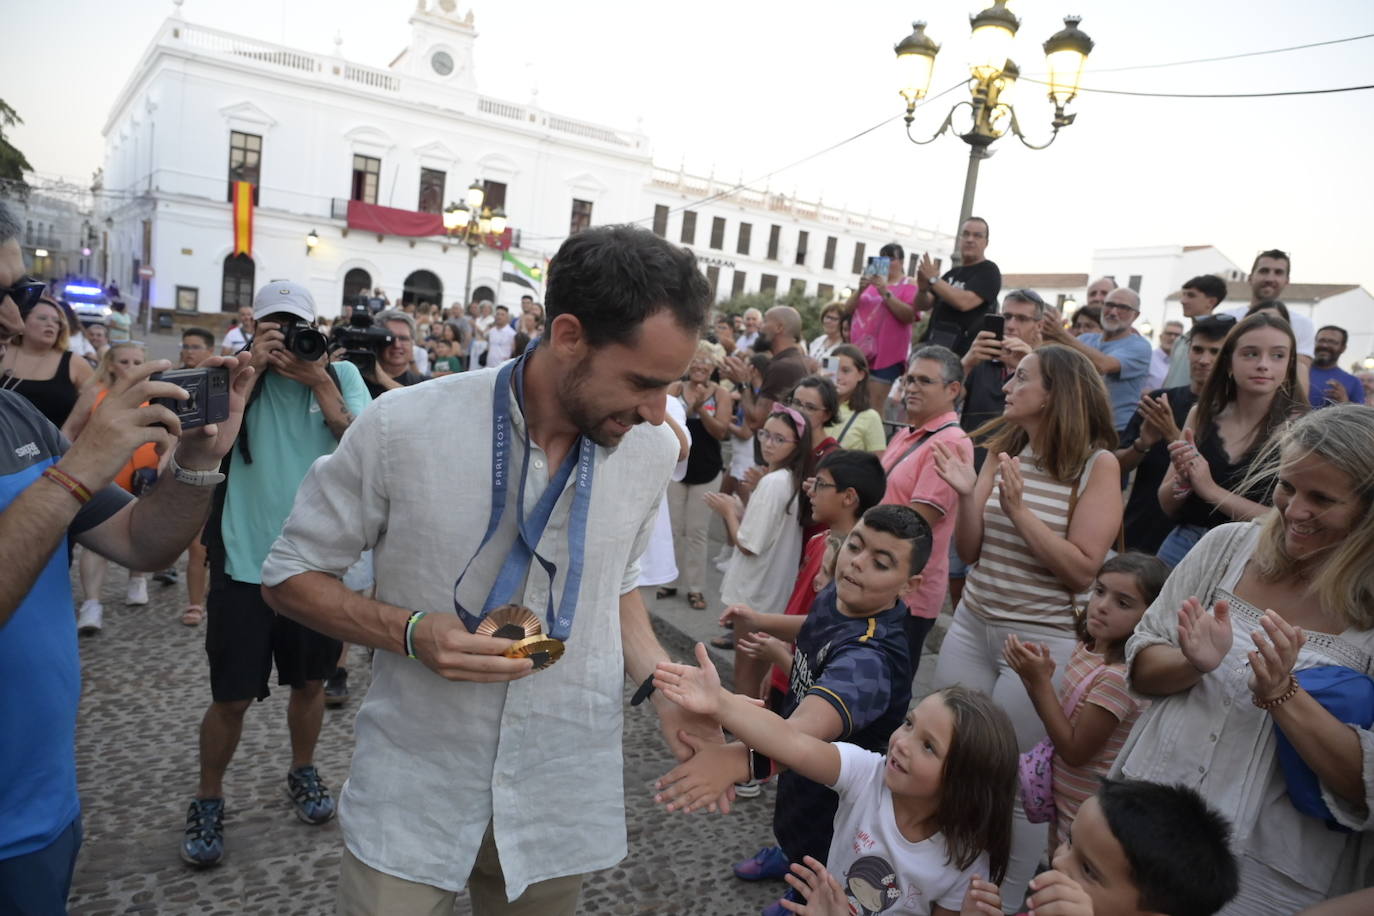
[330,301,395,369]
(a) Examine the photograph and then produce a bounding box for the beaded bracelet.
[41,466,93,505]
[1252,674,1300,710]
[404,611,429,660]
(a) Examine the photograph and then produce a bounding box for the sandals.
[655,587,678,600]
[181,605,205,627]
[687,592,707,610]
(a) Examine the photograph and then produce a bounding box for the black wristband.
[750,748,773,782]
[630,673,656,707]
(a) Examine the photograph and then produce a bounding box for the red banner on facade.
[232,181,254,256]
[345,200,513,249]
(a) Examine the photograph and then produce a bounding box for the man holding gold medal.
[262,225,717,914]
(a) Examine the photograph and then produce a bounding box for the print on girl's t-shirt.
[842,853,901,913]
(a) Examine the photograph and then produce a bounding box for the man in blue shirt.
[1309,325,1365,409]
[184,281,372,869]
[0,200,255,914]
[1042,287,1152,431]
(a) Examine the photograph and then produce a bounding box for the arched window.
[402,270,442,308]
[471,285,496,305]
[342,268,372,309]
[222,254,255,311]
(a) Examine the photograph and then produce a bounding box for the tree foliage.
[0,100,34,189]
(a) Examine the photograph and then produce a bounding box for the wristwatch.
[170,454,226,488]
[1132,439,1151,454]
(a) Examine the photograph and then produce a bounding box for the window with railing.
[767,225,781,260]
[710,217,726,250]
[680,210,697,245]
[851,242,867,274]
[570,199,594,235]
[483,180,507,211]
[652,205,669,238]
[824,236,837,270]
[737,222,752,256]
[760,273,778,294]
[795,231,808,267]
[418,168,446,214]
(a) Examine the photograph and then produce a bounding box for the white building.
[96,2,950,330]
[1,178,98,283]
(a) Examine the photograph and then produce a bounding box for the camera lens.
[289,327,328,361]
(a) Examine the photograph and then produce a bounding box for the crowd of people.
[1,200,1372,916]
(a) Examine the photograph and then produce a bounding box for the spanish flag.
[232,181,254,256]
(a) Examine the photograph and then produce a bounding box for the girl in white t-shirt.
[707,405,809,702]
[655,647,1016,916]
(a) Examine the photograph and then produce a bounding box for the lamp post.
[305,228,319,256]
[444,180,508,304]
[895,2,1093,265]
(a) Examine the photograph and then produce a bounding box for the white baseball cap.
[253,281,316,322]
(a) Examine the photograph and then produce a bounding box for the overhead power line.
[1087,32,1374,73]
[1021,76,1374,99]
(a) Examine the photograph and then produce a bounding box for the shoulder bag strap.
[1062,663,1108,719]
[837,408,861,444]
[888,421,961,470]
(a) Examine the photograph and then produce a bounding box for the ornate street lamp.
[895,2,1093,264]
[305,228,320,255]
[445,185,509,304]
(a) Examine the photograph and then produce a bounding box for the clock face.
[431,51,454,76]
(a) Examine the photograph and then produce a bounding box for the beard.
[752,331,773,352]
[558,355,641,447]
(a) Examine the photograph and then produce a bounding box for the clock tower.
[395,0,478,91]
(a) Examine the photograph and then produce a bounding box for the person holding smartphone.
[844,243,918,407]
[917,217,1002,358]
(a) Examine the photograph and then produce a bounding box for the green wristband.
[405,611,428,660]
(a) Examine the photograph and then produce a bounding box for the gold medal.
[476,604,565,671]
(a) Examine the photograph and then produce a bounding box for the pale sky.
[4,0,1373,326]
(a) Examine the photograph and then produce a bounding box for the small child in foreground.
[655,643,1018,916]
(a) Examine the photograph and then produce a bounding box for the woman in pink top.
[845,242,919,408]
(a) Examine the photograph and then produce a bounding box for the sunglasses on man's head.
[1,278,46,311]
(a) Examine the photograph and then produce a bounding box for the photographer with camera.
[0,201,256,913]
[180,281,372,870]
[358,308,428,399]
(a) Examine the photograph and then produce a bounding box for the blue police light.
[65,285,104,296]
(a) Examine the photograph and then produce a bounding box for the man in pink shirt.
[878,345,972,666]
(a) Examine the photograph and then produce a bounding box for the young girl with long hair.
[1157,313,1306,566]
[655,649,1018,916]
[706,406,809,709]
[1003,552,1167,850]
[929,343,1122,907]
[830,344,887,454]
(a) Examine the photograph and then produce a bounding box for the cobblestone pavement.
[65,428,950,915]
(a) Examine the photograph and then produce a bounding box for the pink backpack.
[1018,665,1106,824]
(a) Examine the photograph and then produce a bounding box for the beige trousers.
[337,824,584,916]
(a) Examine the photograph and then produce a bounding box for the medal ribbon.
[452,351,596,641]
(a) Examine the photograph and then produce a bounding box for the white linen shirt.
[261,367,675,899]
[1115,522,1374,900]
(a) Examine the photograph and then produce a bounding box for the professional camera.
[330,302,395,369]
[281,320,329,361]
[150,366,231,430]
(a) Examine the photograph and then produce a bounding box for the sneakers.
[76,600,103,635]
[286,765,336,825]
[324,668,350,707]
[732,778,762,799]
[733,844,790,881]
[153,568,180,585]
[181,798,225,867]
[126,576,149,606]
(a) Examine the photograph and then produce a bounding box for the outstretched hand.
[654,642,723,719]
[932,440,977,496]
[1003,634,1056,688]
[1177,596,1233,675]
[1248,609,1306,704]
[780,857,849,916]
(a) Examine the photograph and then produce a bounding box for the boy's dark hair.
[1181,274,1227,304]
[1074,552,1169,659]
[933,686,1017,885]
[748,352,772,376]
[182,326,215,349]
[545,224,710,348]
[1190,314,1235,343]
[858,504,932,576]
[1097,778,1238,916]
[1246,298,1290,323]
[816,449,886,516]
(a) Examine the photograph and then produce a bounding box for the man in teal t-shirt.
[184,281,371,869]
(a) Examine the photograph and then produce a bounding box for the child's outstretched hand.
[1003,634,1056,687]
[779,857,848,916]
[1026,869,1094,915]
[739,631,791,668]
[653,732,745,814]
[960,876,1003,915]
[653,642,723,719]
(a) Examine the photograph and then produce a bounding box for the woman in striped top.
[930,344,1121,910]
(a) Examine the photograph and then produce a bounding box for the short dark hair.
[182,327,215,349]
[816,449,886,515]
[1182,274,1227,304]
[1190,314,1236,343]
[495,305,509,314]
[1318,325,1349,346]
[1097,778,1239,916]
[521,294,533,301]
[1251,248,1291,274]
[791,375,840,427]
[1246,298,1290,323]
[858,504,932,575]
[545,224,710,348]
[878,242,905,262]
[964,216,989,238]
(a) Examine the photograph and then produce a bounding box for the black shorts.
[206,578,342,703]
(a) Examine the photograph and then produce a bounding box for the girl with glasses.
[705,406,809,742]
